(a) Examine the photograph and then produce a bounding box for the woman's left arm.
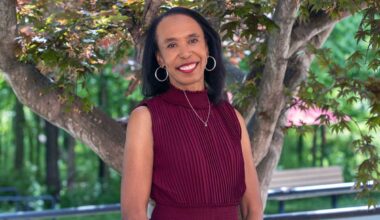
[234,109,263,220]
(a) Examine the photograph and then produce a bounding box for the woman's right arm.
[121,106,154,220]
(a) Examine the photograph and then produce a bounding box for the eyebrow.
[163,33,200,43]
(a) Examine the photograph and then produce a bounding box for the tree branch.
[288,3,367,57]
[130,0,163,78]
[0,0,130,172]
[285,25,335,91]
[125,0,163,43]
[289,17,338,57]
[3,64,126,171]
[243,9,340,138]
[143,0,164,28]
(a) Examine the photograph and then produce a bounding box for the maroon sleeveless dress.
[136,83,246,220]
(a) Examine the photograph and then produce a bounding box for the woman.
[121,7,263,220]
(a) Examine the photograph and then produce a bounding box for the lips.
[176,62,198,73]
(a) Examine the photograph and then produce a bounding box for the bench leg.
[331,195,338,208]
[278,201,285,213]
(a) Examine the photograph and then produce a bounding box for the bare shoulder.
[131,105,150,116]
[233,108,245,125]
[124,105,153,153]
[128,106,151,125]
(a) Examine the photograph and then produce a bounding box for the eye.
[189,38,199,44]
[167,43,176,48]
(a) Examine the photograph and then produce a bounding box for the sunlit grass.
[58,213,121,220]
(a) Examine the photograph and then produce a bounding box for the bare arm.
[121,106,154,220]
[234,109,263,220]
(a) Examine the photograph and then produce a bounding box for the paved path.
[329,215,380,220]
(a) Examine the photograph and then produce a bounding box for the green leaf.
[41,49,60,66]
[366,116,380,131]
[368,59,380,71]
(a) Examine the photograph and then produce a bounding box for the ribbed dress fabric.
[136,83,246,220]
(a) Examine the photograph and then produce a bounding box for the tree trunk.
[257,111,287,205]
[63,132,76,189]
[0,130,3,170]
[1,117,10,174]
[320,125,326,166]
[253,24,335,204]
[13,99,25,171]
[98,158,107,186]
[26,113,37,165]
[251,1,300,165]
[34,114,43,179]
[312,126,318,166]
[297,134,304,166]
[44,120,61,198]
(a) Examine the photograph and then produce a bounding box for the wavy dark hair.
[141,7,226,104]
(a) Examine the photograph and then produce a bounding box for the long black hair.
[141,7,226,104]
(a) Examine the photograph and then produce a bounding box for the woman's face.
[155,14,209,91]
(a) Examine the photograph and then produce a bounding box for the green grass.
[57,213,121,220]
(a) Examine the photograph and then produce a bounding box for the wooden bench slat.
[269,166,343,189]
[270,179,343,188]
[272,166,341,176]
[271,172,342,180]
[270,174,342,183]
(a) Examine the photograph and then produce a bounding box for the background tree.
[0,0,379,208]
[13,99,25,171]
[44,120,60,198]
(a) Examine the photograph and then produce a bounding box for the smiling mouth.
[177,62,198,73]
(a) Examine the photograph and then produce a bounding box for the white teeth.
[179,63,196,71]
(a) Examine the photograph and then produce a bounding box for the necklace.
[183,90,211,127]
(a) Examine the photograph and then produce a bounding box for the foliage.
[16,0,138,110]
[219,0,380,206]
[296,9,380,205]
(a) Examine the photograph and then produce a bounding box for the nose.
[178,44,192,59]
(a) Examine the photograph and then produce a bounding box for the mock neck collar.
[160,83,210,109]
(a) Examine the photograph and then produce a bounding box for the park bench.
[0,195,57,211]
[267,166,364,213]
[0,187,56,211]
[0,187,19,196]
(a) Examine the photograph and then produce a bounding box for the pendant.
[205,123,207,127]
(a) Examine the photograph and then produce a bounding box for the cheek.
[200,40,208,53]
[197,43,208,58]
[160,50,177,66]
[198,48,208,62]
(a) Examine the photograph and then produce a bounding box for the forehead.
[156,14,205,43]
